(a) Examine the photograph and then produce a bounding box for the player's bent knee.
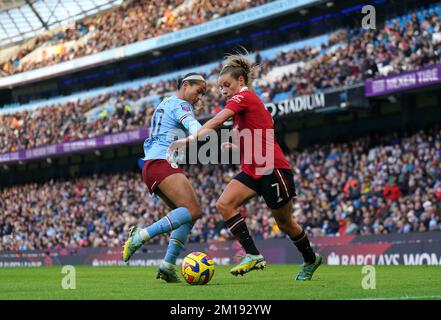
[277,223,288,234]
[215,200,224,212]
[216,200,232,217]
[278,221,297,235]
[174,199,201,220]
[275,218,293,233]
[191,209,202,220]
[187,205,202,220]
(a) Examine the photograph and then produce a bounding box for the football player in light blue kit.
[123,73,207,282]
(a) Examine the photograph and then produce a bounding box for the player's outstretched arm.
[168,109,235,158]
[193,109,235,139]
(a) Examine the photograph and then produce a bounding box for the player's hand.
[221,142,239,152]
[167,138,189,163]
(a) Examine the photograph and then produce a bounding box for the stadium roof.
[0,0,122,47]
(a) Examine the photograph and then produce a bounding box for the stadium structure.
[0,0,440,300]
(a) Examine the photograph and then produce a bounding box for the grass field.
[0,265,440,300]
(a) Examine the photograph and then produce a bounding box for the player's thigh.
[157,173,201,219]
[155,188,177,210]
[216,178,257,219]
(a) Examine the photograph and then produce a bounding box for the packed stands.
[1,127,440,251]
[1,3,441,154]
[0,0,273,76]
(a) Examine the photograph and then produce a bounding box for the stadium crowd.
[1,7,441,154]
[0,92,152,153]
[257,9,441,96]
[1,127,440,251]
[0,0,272,76]
[0,1,440,80]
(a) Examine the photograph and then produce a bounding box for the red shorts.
[142,159,184,194]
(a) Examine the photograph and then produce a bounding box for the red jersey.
[224,88,291,179]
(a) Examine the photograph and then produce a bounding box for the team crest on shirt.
[181,104,191,111]
[171,162,178,169]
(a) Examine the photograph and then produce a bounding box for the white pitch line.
[353,295,441,300]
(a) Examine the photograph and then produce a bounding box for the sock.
[290,230,316,264]
[142,207,192,241]
[161,261,175,270]
[164,222,193,265]
[225,213,260,255]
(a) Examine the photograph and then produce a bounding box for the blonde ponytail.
[220,51,258,88]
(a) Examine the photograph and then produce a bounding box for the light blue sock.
[141,207,192,241]
[164,223,193,266]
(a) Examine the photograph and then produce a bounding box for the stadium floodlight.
[2,164,9,171]
[327,2,334,7]
[95,150,101,156]
[299,9,308,15]
[46,158,52,164]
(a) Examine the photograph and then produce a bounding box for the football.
[181,252,215,285]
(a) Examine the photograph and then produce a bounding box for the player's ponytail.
[220,50,258,88]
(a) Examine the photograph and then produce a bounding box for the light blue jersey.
[143,95,201,161]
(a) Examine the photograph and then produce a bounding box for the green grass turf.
[0,265,440,300]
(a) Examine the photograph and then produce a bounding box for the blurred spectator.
[383,177,401,202]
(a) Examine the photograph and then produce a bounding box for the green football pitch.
[0,265,440,300]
